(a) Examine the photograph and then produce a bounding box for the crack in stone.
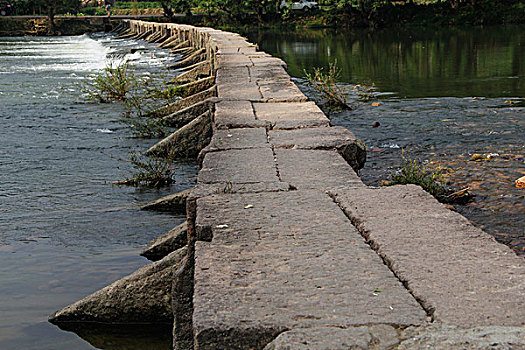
[327,190,435,322]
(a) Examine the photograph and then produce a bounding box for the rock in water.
[516,176,525,188]
[49,247,187,324]
[141,222,188,261]
[141,188,193,213]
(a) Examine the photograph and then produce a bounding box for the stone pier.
[50,20,525,349]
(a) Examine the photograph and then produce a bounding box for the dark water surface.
[244,26,524,255]
[0,34,195,349]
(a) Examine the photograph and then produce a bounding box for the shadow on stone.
[54,322,172,350]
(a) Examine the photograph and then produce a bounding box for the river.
[244,25,524,256]
[0,34,193,349]
[0,24,523,350]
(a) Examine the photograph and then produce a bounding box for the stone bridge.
[49,20,525,349]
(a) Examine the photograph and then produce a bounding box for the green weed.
[305,60,351,109]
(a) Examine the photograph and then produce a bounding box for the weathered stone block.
[329,185,525,327]
[253,102,329,129]
[275,149,364,190]
[217,82,262,101]
[214,100,267,129]
[141,187,193,213]
[258,81,308,102]
[201,128,269,154]
[193,191,426,349]
[198,148,279,185]
[269,126,367,171]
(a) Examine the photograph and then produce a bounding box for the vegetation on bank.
[3,0,523,32]
[386,151,472,204]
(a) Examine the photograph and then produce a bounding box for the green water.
[244,25,524,255]
[245,25,524,98]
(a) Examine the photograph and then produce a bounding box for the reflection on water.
[245,26,524,255]
[244,25,524,98]
[0,34,193,349]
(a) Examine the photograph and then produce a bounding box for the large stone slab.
[398,324,525,350]
[198,148,279,185]
[329,185,525,327]
[216,66,251,85]
[264,325,400,350]
[193,190,427,349]
[275,149,364,190]
[253,102,330,129]
[270,126,367,171]
[214,100,266,129]
[258,81,308,102]
[250,65,291,83]
[201,128,269,154]
[217,82,262,101]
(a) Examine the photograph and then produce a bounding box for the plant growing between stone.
[305,60,351,109]
[387,150,471,204]
[114,151,177,188]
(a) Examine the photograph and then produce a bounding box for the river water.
[244,25,525,256]
[1,25,523,350]
[0,34,194,349]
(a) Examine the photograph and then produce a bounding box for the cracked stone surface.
[398,324,525,350]
[258,81,307,102]
[198,148,279,185]
[250,66,291,83]
[217,82,262,101]
[214,100,266,129]
[269,126,359,150]
[216,66,251,85]
[264,325,401,350]
[275,149,364,190]
[193,190,427,349]
[329,185,525,327]
[253,102,329,129]
[202,128,269,153]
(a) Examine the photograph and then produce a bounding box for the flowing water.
[0,34,195,349]
[244,25,525,255]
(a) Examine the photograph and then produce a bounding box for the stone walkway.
[187,28,525,349]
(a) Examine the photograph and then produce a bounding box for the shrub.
[305,60,351,109]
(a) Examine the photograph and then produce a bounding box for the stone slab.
[249,66,291,83]
[202,128,269,153]
[214,100,266,129]
[258,81,308,102]
[264,325,401,350]
[193,190,426,349]
[216,66,251,85]
[49,247,187,324]
[275,149,365,190]
[398,324,525,350]
[198,148,279,185]
[253,102,329,129]
[270,126,367,171]
[269,126,358,149]
[329,185,525,327]
[217,82,262,101]
[216,54,253,68]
